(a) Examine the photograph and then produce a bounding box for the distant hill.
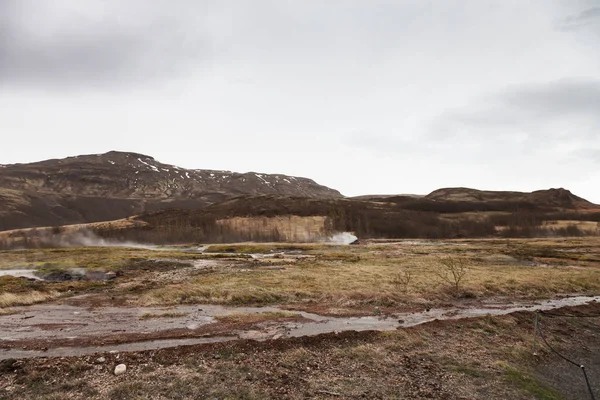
[424,187,598,211]
[350,194,424,201]
[0,151,342,230]
[2,190,599,249]
[2,151,598,240]
[0,194,495,247]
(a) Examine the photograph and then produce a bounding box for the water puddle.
[0,295,597,360]
[0,269,40,280]
[1,336,234,359]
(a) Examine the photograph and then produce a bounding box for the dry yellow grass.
[214,311,302,324]
[542,220,599,233]
[139,311,188,320]
[0,290,59,308]
[0,218,149,248]
[216,216,328,242]
[138,238,600,308]
[2,238,600,310]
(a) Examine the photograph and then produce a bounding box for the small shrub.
[434,256,469,295]
[391,269,412,294]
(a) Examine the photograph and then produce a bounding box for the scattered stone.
[0,359,20,374]
[96,357,106,363]
[114,364,127,375]
[85,271,117,281]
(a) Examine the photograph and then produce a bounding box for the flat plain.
[0,238,599,399]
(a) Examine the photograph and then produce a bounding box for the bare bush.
[434,256,470,294]
[391,269,413,294]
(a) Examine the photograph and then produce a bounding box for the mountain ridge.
[1,151,598,233]
[0,151,342,199]
[0,151,342,230]
[424,187,597,210]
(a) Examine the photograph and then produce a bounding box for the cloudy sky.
[1,1,599,201]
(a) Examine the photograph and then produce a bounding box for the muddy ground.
[1,239,599,399]
[1,302,599,399]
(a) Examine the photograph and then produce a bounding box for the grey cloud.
[559,6,600,30]
[498,79,600,116]
[0,1,210,87]
[0,0,509,88]
[345,78,600,164]
[430,78,600,142]
[571,148,600,164]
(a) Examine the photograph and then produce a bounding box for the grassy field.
[1,238,599,398]
[138,238,600,312]
[0,238,599,313]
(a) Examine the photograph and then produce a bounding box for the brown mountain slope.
[0,151,342,231]
[425,187,598,211]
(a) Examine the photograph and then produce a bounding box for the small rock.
[114,364,127,376]
[96,357,106,363]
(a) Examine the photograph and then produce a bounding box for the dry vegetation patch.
[215,311,303,324]
[139,311,188,320]
[138,238,600,310]
[1,238,599,311]
[2,303,598,399]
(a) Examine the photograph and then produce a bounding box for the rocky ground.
[1,302,599,399]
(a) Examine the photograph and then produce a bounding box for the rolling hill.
[0,151,342,230]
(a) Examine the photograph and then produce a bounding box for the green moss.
[451,364,490,379]
[499,362,564,400]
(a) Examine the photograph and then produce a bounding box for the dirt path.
[1,295,598,360]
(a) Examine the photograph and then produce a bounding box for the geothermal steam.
[327,232,358,245]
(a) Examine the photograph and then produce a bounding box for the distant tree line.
[1,196,598,249]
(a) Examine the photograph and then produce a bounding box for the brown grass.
[139,238,600,308]
[543,220,599,233]
[5,304,598,399]
[2,238,600,310]
[214,311,302,324]
[0,290,59,308]
[139,311,189,320]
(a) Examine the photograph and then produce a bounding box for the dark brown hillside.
[425,187,597,210]
[112,195,495,243]
[0,151,342,230]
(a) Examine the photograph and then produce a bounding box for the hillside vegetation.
[0,151,341,230]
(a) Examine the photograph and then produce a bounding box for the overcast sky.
[1,1,599,201]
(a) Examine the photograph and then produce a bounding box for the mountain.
[0,151,342,230]
[424,187,598,211]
